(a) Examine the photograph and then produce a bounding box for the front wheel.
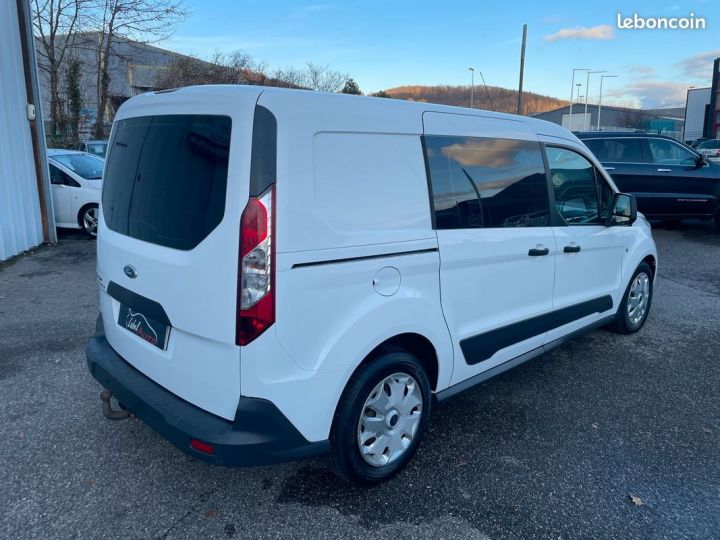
[79,204,99,238]
[330,350,431,486]
[611,262,654,334]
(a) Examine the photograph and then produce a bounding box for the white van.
[86,85,657,485]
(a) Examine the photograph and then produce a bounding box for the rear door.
[49,163,73,225]
[97,87,261,420]
[645,137,717,217]
[581,137,658,213]
[423,112,557,385]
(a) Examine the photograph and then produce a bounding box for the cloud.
[606,80,691,108]
[544,24,614,42]
[674,49,720,80]
[624,65,656,78]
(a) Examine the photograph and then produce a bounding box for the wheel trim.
[357,372,422,467]
[627,272,650,326]
[83,207,98,236]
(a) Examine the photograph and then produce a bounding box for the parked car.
[579,132,720,230]
[86,86,657,486]
[696,139,720,164]
[48,149,103,237]
[79,139,109,158]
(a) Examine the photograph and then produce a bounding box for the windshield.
[86,142,108,157]
[52,153,105,179]
[698,140,720,149]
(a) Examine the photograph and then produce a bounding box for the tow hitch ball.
[100,390,131,420]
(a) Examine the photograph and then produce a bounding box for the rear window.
[424,136,550,229]
[583,138,643,163]
[102,115,231,250]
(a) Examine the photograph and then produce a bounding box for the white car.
[697,139,720,163]
[48,149,104,237]
[86,86,657,485]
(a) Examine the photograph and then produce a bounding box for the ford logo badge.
[123,265,138,279]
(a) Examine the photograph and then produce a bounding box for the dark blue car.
[578,132,720,230]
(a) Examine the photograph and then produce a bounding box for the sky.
[161,0,720,108]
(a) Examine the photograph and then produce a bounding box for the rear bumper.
[85,315,328,466]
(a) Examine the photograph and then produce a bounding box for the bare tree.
[616,109,650,130]
[32,0,87,138]
[88,0,188,137]
[302,63,347,92]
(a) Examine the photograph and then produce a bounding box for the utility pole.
[569,68,590,130]
[584,70,606,130]
[468,67,475,108]
[517,24,527,115]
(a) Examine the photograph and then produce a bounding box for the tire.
[79,204,99,238]
[610,262,654,334]
[330,349,431,486]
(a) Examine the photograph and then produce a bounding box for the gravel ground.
[1,222,719,539]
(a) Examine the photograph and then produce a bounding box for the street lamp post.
[569,68,591,130]
[468,67,475,108]
[597,75,618,130]
[584,70,606,130]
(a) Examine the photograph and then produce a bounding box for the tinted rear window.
[583,138,643,162]
[424,136,550,229]
[102,115,231,250]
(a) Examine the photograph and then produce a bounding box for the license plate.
[118,304,170,350]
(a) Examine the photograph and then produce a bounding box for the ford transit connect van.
[86,85,657,485]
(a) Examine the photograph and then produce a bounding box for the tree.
[65,57,83,147]
[302,63,347,92]
[89,0,188,137]
[32,0,86,139]
[372,90,391,98]
[616,109,650,130]
[341,78,362,95]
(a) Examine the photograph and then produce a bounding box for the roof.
[46,148,86,156]
[574,132,693,145]
[120,84,578,143]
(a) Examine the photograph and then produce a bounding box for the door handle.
[657,168,672,172]
[603,166,615,171]
[563,244,581,253]
[528,246,550,257]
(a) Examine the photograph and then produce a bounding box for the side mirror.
[610,193,637,226]
[696,153,707,167]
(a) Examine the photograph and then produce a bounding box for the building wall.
[0,0,44,261]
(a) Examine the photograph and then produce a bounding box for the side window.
[424,136,550,229]
[585,138,643,163]
[49,164,64,185]
[546,147,606,225]
[648,139,696,166]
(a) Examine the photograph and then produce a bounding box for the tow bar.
[100,389,131,420]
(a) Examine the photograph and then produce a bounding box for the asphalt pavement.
[1,222,719,539]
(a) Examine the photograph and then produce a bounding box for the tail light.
[236,186,275,346]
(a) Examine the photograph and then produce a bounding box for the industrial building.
[0,0,55,261]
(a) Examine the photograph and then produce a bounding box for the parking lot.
[1,223,719,539]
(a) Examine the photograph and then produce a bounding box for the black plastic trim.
[292,247,439,269]
[249,105,277,197]
[85,315,328,466]
[437,314,616,401]
[460,295,613,365]
[106,281,171,326]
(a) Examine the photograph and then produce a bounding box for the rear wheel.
[330,350,431,486]
[611,262,654,334]
[79,204,99,238]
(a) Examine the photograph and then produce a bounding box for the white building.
[0,0,55,261]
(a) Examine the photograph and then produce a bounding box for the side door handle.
[563,244,581,253]
[657,168,672,172]
[528,245,550,257]
[603,166,615,171]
